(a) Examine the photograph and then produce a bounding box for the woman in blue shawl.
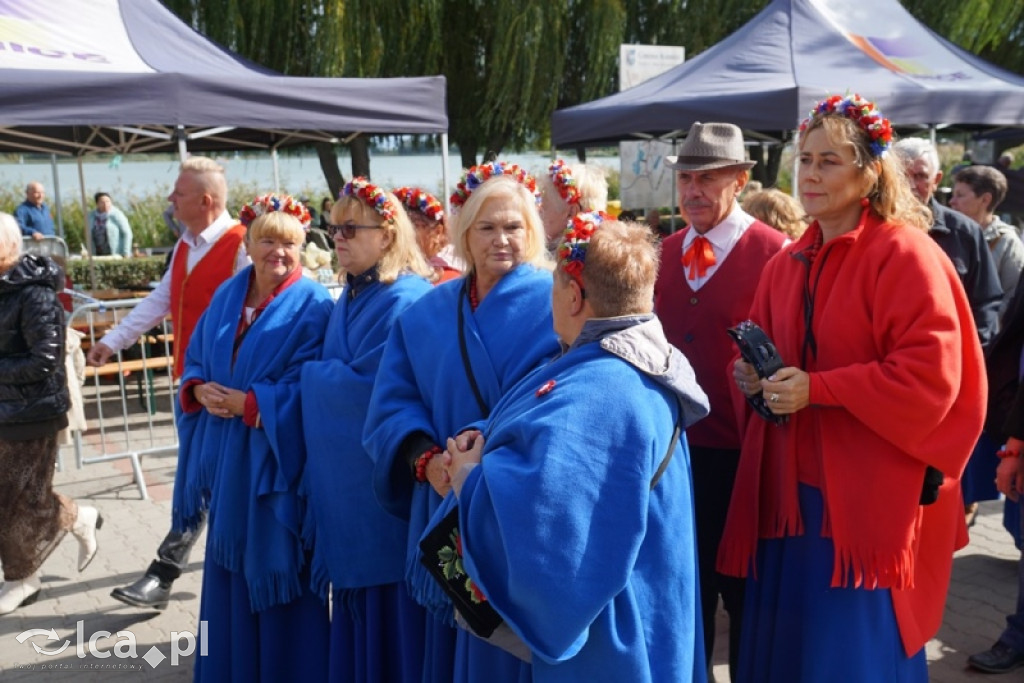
[300,178,433,682]
[172,195,333,682]
[365,163,560,683]
[441,214,710,682]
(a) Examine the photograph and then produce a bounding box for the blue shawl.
[364,264,560,617]
[456,339,705,682]
[300,274,432,598]
[172,268,333,612]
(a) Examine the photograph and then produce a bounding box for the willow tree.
[903,0,1024,75]
[555,0,625,161]
[335,0,444,181]
[442,1,569,168]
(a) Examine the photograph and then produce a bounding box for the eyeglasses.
[326,222,383,240]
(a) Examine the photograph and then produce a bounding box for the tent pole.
[670,138,678,233]
[50,154,65,239]
[176,125,187,163]
[77,156,97,290]
[271,147,281,194]
[441,133,451,217]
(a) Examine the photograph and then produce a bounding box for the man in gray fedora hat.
[653,120,787,681]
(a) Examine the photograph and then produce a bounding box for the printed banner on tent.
[0,0,153,72]
[618,45,684,210]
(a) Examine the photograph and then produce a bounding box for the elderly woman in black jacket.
[0,213,102,614]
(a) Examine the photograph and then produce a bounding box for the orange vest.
[169,224,247,377]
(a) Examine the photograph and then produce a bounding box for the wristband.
[997,447,1020,460]
[415,446,443,483]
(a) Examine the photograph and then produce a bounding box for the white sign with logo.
[619,45,685,210]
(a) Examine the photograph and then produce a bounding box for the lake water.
[0,151,621,204]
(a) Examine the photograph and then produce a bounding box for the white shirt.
[100,211,250,352]
[680,204,755,291]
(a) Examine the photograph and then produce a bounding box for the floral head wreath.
[557,210,611,288]
[341,177,398,222]
[394,186,445,223]
[238,193,311,230]
[450,161,541,208]
[799,93,894,158]
[547,159,582,206]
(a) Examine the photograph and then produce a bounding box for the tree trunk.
[457,138,478,169]
[350,135,371,179]
[764,146,783,188]
[315,142,345,199]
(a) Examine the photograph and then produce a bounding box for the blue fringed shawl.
[300,274,432,599]
[172,268,333,612]
[364,265,560,618]
[456,341,705,681]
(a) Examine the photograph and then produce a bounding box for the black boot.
[110,560,179,610]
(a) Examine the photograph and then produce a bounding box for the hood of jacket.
[574,315,711,429]
[0,253,62,294]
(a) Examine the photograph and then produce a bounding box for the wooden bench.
[84,355,173,378]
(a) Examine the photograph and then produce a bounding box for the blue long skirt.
[963,432,1001,505]
[195,559,329,682]
[737,484,927,683]
[329,583,427,683]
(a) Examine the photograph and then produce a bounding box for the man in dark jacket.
[894,138,1002,348]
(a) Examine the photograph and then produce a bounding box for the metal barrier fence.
[63,281,344,500]
[64,295,177,500]
[23,235,70,262]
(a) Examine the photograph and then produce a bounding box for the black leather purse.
[727,320,788,426]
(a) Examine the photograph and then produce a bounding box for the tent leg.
[271,148,281,194]
[51,154,65,239]
[77,157,98,288]
[177,125,188,163]
[441,133,451,216]
[670,138,679,233]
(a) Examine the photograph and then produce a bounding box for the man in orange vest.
[87,157,249,609]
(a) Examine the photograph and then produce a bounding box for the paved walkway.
[0,442,1018,681]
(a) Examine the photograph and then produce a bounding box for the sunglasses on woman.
[326,222,383,240]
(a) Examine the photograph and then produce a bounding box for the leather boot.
[110,561,178,610]
[71,504,103,572]
[0,574,42,615]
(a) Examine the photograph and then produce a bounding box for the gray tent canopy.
[551,0,1024,149]
[0,0,447,156]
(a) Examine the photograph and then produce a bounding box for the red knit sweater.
[654,220,785,449]
[717,209,986,656]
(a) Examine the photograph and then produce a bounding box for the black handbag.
[727,320,788,425]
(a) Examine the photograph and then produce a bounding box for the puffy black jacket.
[0,253,69,438]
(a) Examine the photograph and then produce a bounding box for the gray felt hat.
[665,122,756,172]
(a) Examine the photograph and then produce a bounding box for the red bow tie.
[681,235,716,280]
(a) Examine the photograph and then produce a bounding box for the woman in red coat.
[722,95,986,682]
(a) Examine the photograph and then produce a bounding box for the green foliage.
[162,0,344,76]
[558,0,626,110]
[67,257,168,291]
[903,0,1024,75]
[605,167,621,201]
[623,0,768,55]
